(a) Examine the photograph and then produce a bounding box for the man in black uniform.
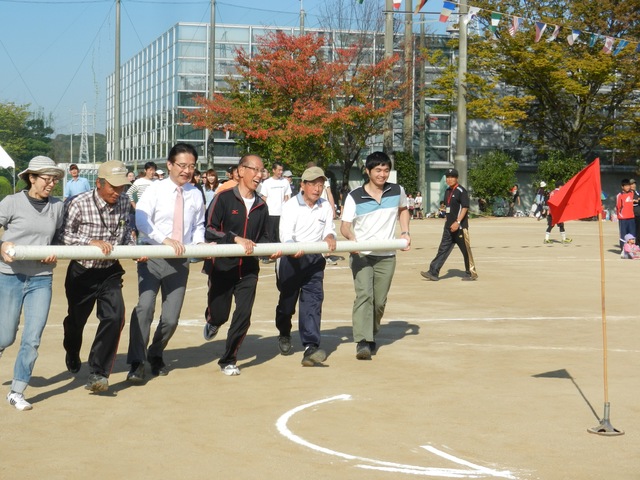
[420,168,478,281]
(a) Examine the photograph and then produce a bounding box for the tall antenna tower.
[79,103,90,163]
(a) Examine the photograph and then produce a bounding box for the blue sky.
[0,0,444,135]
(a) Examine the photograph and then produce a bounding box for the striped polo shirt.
[342,182,407,256]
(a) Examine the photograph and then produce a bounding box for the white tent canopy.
[0,144,15,169]
[0,144,16,194]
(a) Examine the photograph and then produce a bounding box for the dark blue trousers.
[275,254,325,348]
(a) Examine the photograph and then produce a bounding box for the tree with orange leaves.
[187,31,400,181]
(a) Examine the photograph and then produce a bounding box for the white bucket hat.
[18,156,64,182]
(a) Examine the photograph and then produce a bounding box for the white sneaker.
[220,364,241,376]
[7,391,33,411]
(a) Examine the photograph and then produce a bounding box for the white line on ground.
[276,394,516,478]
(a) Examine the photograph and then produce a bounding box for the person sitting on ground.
[622,233,640,259]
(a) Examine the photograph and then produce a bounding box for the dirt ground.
[1,217,639,480]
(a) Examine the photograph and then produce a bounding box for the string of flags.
[368,0,640,55]
[362,0,403,8]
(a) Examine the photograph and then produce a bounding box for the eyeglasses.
[241,164,262,175]
[37,175,59,184]
[173,162,197,171]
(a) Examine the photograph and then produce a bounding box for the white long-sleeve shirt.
[136,178,205,245]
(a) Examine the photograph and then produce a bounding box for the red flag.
[548,158,602,225]
[414,0,427,14]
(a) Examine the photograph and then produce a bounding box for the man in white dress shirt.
[275,166,336,366]
[126,143,205,382]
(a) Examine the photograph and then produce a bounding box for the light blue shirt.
[64,176,91,199]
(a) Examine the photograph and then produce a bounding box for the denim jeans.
[0,273,53,394]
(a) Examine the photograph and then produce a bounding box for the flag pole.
[587,212,623,436]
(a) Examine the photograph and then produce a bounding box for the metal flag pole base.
[587,403,624,436]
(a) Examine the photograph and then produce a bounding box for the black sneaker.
[126,363,145,384]
[65,352,81,373]
[420,271,439,281]
[149,360,168,377]
[301,346,326,366]
[356,340,372,360]
[203,323,219,341]
[278,336,293,356]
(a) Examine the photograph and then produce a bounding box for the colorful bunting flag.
[508,16,521,37]
[613,39,629,55]
[534,22,547,43]
[432,3,640,56]
[414,0,427,14]
[489,13,502,33]
[546,25,561,42]
[464,6,481,25]
[567,29,581,46]
[439,1,456,23]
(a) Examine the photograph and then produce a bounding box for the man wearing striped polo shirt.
[340,152,411,360]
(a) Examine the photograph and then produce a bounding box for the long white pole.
[8,240,408,261]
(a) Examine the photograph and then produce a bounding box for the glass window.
[178,59,206,75]
[216,43,245,58]
[178,25,207,41]
[177,124,206,141]
[178,75,206,90]
[214,141,241,157]
[216,27,250,43]
[178,91,207,107]
[178,42,207,57]
[427,148,450,163]
[215,60,237,76]
[428,132,450,147]
[428,116,450,130]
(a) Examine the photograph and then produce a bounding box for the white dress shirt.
[136,178,205,245]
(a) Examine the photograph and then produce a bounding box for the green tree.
[468,150,518,215]
[394,151,418,195]
[0,176,12,199]
[423,0,640,161]
[536,151,585,189]
[0,103,55,181]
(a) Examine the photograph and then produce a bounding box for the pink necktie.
[172,186,184,241]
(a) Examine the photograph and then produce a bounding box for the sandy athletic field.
[1,217,639,479]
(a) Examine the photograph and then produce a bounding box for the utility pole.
[418,14,426,201]
[79,103,90,164]
[383,0,394,157]
[300,0,305,35]
[403,0,413,155]
[69,109,73,163]
[207,0,216,169]
[114,0,121,163]
[455,2,468,188]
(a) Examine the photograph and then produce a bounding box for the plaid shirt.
[61,189,134,269]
